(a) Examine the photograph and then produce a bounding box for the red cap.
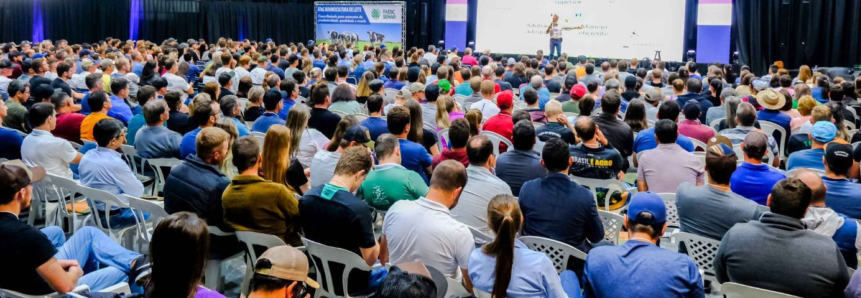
[496,90,514,109]
[571,84,587,99]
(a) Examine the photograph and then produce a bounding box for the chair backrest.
[532,122,545,129]
[569,175,630,211]
[709,118,724,132]
[120,144,145,175]
[437,128,450,152]
[791,125,802,135]
[70,141,83,150]
[346,76,358,85]
[331,109,349,117]
[845,120,857,131]
[479,130,513,156]
[302,238,376,297]
[244,121,254,130]
[77,185,131,238]
[469,226,493,245]
[423,266,448,298]
[42,174,86,231]
[689,138,707,152]
[598,210,624,245]
[453,94,467,107]
[351,113,369,122]
[519,236,587,274]
[720,282,801,298]
[145,158,182,195]
[124,195,169,244]
[533,138,546,155]
[473,288,493,298]
[657,193,680,228]
[671,232,721,276]
[564,112,578,118]
[758,121,787,159]
[0,285,90,298]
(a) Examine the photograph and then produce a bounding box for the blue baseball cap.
[265,38,273,43]
[811,121,837,143]
[627,192,667,225]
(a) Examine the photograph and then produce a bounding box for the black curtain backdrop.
[0,0,33,43]
[40,0,130,44]
[734,0,861,74]
[138,0,203,43]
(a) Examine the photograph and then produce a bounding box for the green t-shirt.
[2,100,28,132]
[562,100,580,114]
[357,163,429,211]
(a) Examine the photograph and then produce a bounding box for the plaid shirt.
[719,126,779,155]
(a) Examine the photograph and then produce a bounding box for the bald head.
[790,169,826,204]
[482,66,493,78]
[429,160,468,193]
[530,75,543,89]
[574,116,597,141]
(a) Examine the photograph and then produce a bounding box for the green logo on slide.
[371,9,381,19]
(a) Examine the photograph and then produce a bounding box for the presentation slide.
[475,0,687,60]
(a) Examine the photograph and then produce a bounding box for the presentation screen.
[315,2,405,49]
[475,0,688,60]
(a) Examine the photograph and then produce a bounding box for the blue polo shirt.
[251,112,286,133]
[584,240,704,298]
[787,148,825,171]
[730,162,786,205]
[228,116,250,137]
[398,138,433,185]
[360,117,388,141]
[277,98,297,120]
[0,127,23,160]
[179,127,202,159]
[266,65,285,80]
[107,95,133,126]
[632,127,695,153]
[79,92,92,115]
[823,176,861,219]
[519,172,604,252]
[126,113,147,145]
[757,110,792,142]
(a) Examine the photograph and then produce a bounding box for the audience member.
[520,138,603,252]
[637,119,704,192]
[388,106,433,184]
[51,92,86,144]
[678,102,714,144]
[164,127,231,227]
[432,118,470,168]
[107,78,133,126]
[135,100,182,158]
[247,245,320,298]
[164,91,192,135]
[0,99,23,160]
[180,96,220,159]
[821,142,861,219]
[715,177,850,297]
[592,90,634,170]
[633,100,695,166]
[677,137,762,240]
[469,194,580,297]
[536,99,577,144]
[756,89,792,142]
[308,84,341,138]
[451,135,512,234]
[730,132,786,205]
[300,146,381,296]
[374,262,437,298]
[361,94,388,141]
[251,89,285,133]
[219,95,250,137]
[794,168,861,269]
[719,102,780,166]
[676,78,713,123]
[222,136,301,246]
[521,88,546,123]
[80,90,114,141]
[787,121,835,171]
[569,116,624,182]
[469,80,500,119]
[0,160,150,295]
[2,80,29,132]
[584,192,704,297]
[358,134,429,211]
[496,121,546,196]
[22,103,82,180]
[79,118,146,227]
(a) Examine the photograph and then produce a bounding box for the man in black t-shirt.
[299,146,381,295]
[0,160,149,295]
[568,117,624,180]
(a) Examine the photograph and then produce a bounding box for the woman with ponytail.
[468,194,581,297]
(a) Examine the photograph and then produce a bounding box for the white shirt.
[383,197,475,277]
[22,129,78,180]
[469,99,501,120]
[309,150,341,188]
[0,75,12,93]
[297,128,329,168]
[451,165,513,235]
[163,72,191,101]
[250,67,266,86]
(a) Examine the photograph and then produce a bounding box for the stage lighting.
[686,50,696,62]
[732,51,739,64]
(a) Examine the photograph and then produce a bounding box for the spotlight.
[686,50,696,62]
[732,51,740,64]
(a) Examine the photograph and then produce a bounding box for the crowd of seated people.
[4,36,861,297]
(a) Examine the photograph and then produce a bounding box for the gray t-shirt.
[310,150,341,188]
[676,182,762,240]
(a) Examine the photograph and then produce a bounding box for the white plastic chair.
[120,145,145,175]
[569,175,634,211]
[720,282,801,298]
[479,130,513,156]
[331,109,350,117]
[351,113,369,122]
[244,121,254,130]
[77,185,138,247]
[124,194,169,252]
[847,120,858,131]
[144,158,182,196]
[437,128,450,152]
[519,236,587,274]
[657,193,680,228]
[302,238,381,298]
[235,231,289,297]
[709,118,724,132]
[42,174,87,233]
[598,210,624,245]
[453,94,468,108]
[564,112,578,118]
[204,226,242,292]
[469,226,493,245]
[689,138,707,152]
[473,288,493,298]
[759,121,787,160]
[791,125,802,135]
[671,232,721,282]
[0,285,89,298]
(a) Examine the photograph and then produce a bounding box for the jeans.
[560,270,583,298]
[41,226,141,292]
[97,207,150,229]
[549,39,563,61]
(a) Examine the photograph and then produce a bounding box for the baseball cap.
[570,84,587,99]
[756,88,785,110]
[379,44,386,49]
[825,142,853,172]
[409,82,426,94]
[369,79,385,93]
[256,55,268,62]
[425,84,440,101]
[218,72,234,86]
[626,192,667,225]
[507,58,516,66]
[643,88,662,103]
[811,121,837,143]
[397,89,412,100]
[100,58,115,69]
[706,135,733,149]
[254,246,318,288]
[344,125,372,144]
[742,131,769,157]
[720,87,737,99]
[407,67,420,82]
[79,49,92,57]
[752,80,769,92]
[0,160,47,198]
[265,38,273,43]
[496,90,514,109]
[0,59,12,69]
[307,40,315,46]
[436,79,451,94]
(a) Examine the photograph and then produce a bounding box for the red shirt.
[482,111,514,152]
[678,119,715,145]
[432,149,469,169]
[53,113,86,144]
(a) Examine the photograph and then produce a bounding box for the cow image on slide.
[342,31,359,44]
[367,31,385,44]
[327,30,341,43]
